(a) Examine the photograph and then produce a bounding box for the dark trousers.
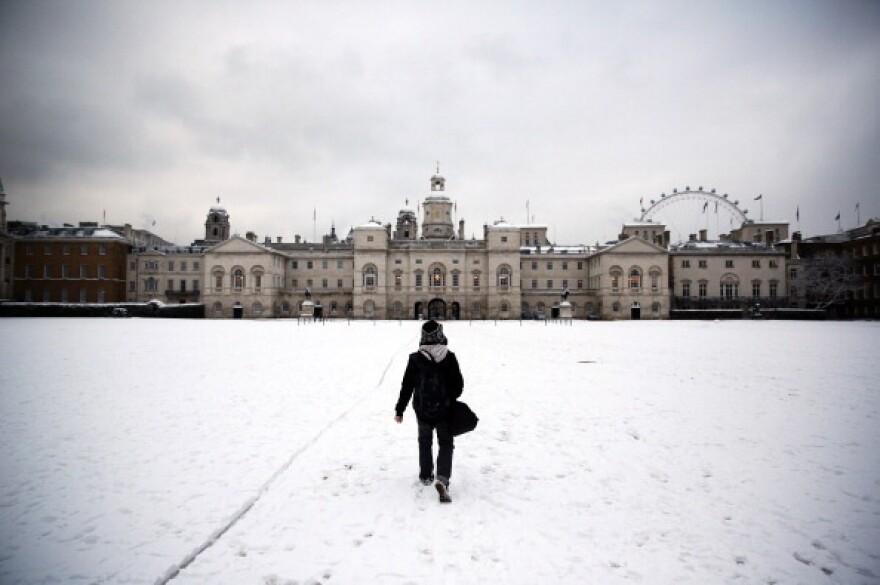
[417,417,454,485]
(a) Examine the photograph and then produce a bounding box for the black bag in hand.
[450,401,479,436]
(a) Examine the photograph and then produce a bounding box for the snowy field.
[1,318,878,585]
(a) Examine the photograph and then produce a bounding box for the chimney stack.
[699,229,707,242]
[459,219,465,240]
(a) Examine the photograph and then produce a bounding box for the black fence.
[0,302,205,319]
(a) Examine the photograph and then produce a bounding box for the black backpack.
[416,352,450,421]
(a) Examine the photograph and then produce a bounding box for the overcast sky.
[2,0,878,245]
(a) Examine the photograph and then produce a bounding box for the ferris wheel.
[639,187,749,244]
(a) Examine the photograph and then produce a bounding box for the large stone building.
[183,171,673,320]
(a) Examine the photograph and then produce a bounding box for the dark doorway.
[428,298,447,320]
[315,305,323,319]
[233,303,243,319]
[414,301,423,320]
[450,302,460,320]
[631,302,641,320]
[551,304,560,319]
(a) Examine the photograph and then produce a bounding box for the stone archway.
[428,298,447,320]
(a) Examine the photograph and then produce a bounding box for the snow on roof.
[356,220,386,230]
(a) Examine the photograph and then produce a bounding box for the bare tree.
[802,251,862,310]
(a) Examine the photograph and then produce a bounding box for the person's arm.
[446,352,464,399]
[395,354,417,421]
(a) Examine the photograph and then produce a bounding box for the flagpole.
[856,202,861,226]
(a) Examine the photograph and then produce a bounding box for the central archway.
[428,298,447,320]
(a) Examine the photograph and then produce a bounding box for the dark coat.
[395,350,464,420]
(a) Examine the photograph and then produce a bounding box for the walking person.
[395,320,464,503]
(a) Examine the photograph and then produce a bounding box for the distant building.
[777,219,880,318]
[11,224,131,303]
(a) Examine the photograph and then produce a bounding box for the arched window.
[433,267,444,287]
[233,268,245,291]
[364,300,376,317]
[628,267,642,289]
[497,265,511,288]
[212,302,223,315]
[281,301,290,313]
[721,274,739,299]
[251,266,265,292]
[363,264,377,288]
[145,277,158,292]
[253,302,263,315]
[500,301,510,313]
[609,266,623,291]
[649,266,662,292]
[652,302,661,313]
[612,301,621,312]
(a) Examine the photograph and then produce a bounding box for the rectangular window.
[307,261,313,269]
[168,261,175,271]
[651,275,659,291]
[80,288,87,302]
[578,262,583,270]
[44,244,52,255]
[292,260,298,269]
[193,279,200,291]
[322,278,328,289]
[26,245,34,256]
[682,260,690,268]
[42,289,50,302]
[129,260,136,270]
[97,290,105,303]
[395,274,402,287]
[62,264,69,278]
[752,260,761,268]
[789,268,797,279]
[322,260,328,269]
[725,260,734,268]
[698,282,707,297]
[531,261,537,269]
[25,265,33,278]
[81,245,88,255]
[255,275,262,291]
[501,236,508,242]
[452,273,460,287]
[577,279,583,289]
[562,279,569,289]
[292,279,298,289]
[167,279,174,291]
[682,282,691,297]
[367,236,374,242]
[547,262,553,270]
[338,279,343,288]
[562,262,568,270]
[473,275,480,288]
[531,279,538,289]
[769,260,778,268]
[752,282,761,297]
[62,245,70,255]
[338,260,344,269]
[61,288,69,302]
[306,279,313,288]
[769,282,777,298]
[80,265,88,278]
[99,245,107,255]
[416,274,423,287]
[699,260,707,269]
[194,261,200,270]
[180,280,186,292]
[43,265,50,278]
[98,265,107,278]
[611,276,619,291]
[547,280,553,289]
[181,261,187,271]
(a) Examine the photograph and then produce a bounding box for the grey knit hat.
[420,320,447,345]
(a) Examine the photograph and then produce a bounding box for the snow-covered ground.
[1,318,878,584]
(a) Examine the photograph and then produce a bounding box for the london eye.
[639,187,750,244]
